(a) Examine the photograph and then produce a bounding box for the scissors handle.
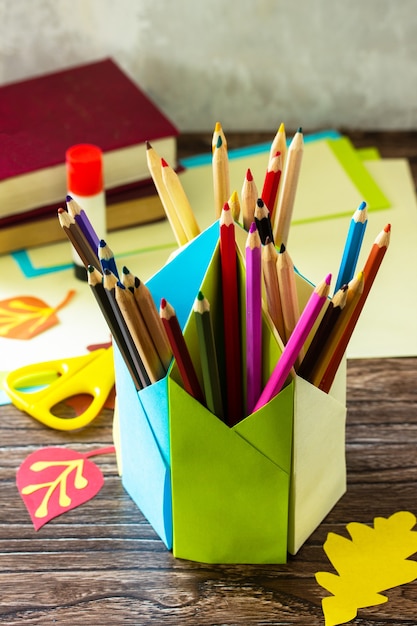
[4,348,115,431]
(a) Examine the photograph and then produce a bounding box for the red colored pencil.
[261,151,282,224]
[219,202,243,424]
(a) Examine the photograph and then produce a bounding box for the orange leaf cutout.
[17,446,115,529]
[0,290,76,339]
[316,511,417,625]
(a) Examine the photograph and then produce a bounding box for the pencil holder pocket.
[112,221,347,563]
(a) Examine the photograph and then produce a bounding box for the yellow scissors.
[4,346,115,431]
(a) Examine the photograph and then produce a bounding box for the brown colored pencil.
[160,298,204,403]
[319,224,391,393]
[58,207,100,270]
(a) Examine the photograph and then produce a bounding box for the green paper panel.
[169,378,290,564]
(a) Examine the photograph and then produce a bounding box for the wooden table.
[1,132,416,625]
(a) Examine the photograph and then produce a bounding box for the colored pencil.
[241,168,258,231]
[99,239,119,278]
[254,198,274,245]
[334,201,368,293]
[121,266,172,371]
[261,151,282,224]
[228,189,241,222]
[212,132,230,219]
[160,298,204,403]
[219,202,243,424]
[161,157,201,242]
[146,141,188,246]
[298,283,348,382]
[245,223,263,414]
[58,207,100,271]
[103,269,151,389]
[309,271,365,389]
[253,273,331,412]
[115,281,165,383]
[272,127,304,248]
[269,122,287,170]
[319,224,391,393]
[66,194,100,254]
[193,291,224,420]
[277,244,301,347]
[87,265,142,391]
[262,237,285,342]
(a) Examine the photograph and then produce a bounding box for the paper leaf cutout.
[0,290,75,339]
[17,446,115,529]
[316,511,417,625]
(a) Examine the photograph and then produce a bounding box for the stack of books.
[0,58,179,253]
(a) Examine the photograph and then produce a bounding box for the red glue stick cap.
[66,144,104,196]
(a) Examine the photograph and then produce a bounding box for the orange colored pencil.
[219,202,243,424]
[319,224,391,393]
[262,238,285,342]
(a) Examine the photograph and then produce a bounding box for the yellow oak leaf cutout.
[0,290,75,339]
[316,511,417,625]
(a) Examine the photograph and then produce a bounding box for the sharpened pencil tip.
[246,168,253,181]
[325,273,332,285]
[161,158,168,167]
[256,198,264,208]
[384,223,391,232]
[297,126,303,133]
[122,266,129,274]
[197,290,204,301]
[146,141,152,149]
[358,201,367,211]
[249,222,257,234]
[66,194,73,202]
[279,243,285,253]
[160,298,167,309]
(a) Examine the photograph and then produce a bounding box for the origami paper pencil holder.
[113,221,347,563]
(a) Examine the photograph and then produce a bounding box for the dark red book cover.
[0,58,178,180]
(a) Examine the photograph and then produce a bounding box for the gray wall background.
[0,0,416,132]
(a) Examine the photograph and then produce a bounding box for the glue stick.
[66,143,106,281]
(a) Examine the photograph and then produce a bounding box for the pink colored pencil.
[245,222,262,414]
[253,273,331,412]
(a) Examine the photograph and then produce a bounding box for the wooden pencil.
[161,157,201,242]
[319,224,391,393]
[66,194,100,255]
[58,207,101,271]
[122,266,172,371]
[115,281,165,383]
[146,141,188,246]
[277,244,301,350]
[261,151,282,224]
[254,198,274,245]
[103,268,151,389]
[269,122,287,170]
[87,265,143,390]
[219,202,243,424]
[334,201,368,293]
[272,127,304,248]
[212,133,230,219]
[241,168,258,231]
[253,273,331,412]
[160,298,204,403]
[193,291,224,420]
[298,283,348,382]
[262,237,285,342]
[245,222,263,415]
[309,271,365,389]
[99,239,119,278]
[228,189,241,222]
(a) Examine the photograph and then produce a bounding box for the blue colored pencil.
[334,201,368,293]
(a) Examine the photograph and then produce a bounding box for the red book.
[0,58,178,219]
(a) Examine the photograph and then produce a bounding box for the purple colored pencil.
[245,222,263,414]
[66,194,100,254]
